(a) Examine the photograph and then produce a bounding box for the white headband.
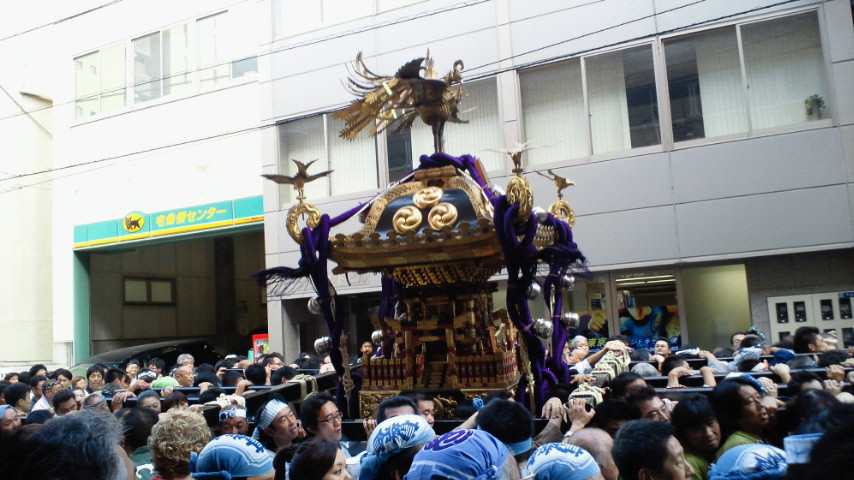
[251,399,289,440]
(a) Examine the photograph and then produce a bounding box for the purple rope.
[417,152,497,203]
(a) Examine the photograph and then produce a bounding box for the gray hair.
[11,408,127,480]
[630,362,659,378]
[572,335,589,349]
[177,353,195,364]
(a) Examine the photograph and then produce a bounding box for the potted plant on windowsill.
[804,94,825,120]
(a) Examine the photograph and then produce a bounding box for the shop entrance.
[84,231,266,357]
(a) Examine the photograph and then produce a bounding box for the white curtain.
[694,27,747,137]
[100,45,126,113]
[133,32,161,103]
[520,60,588,167]
[163,24,192,97]
[328,115,379,195]
[197,13,230,89]
[742,12,827,129]
[410,78,502,171]
[586,51,630,154]
[278,116,328,204]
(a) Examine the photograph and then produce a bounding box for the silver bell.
[533,318,553,340]
[526,283,541,301]
[314,336,331,356]
[371,329,383,345]
[561,275,575,291]
[307,295,323,315]
[561,312,580,328]
[532,207,548,224]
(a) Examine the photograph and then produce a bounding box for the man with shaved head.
[172,365,194,387]
[564,428,619,480]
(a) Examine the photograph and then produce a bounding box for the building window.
[133,32,162,103]
[409,78,503,171]
[520,44,661,167]
[588,45,660,154]
[276,78,500,202]
[273,0,424,38]
[124,277,176,305]
[76,11,257,116]
[742,12,828,128]
[197,13,232,90]
[74,45,125,119]
[277,115,379,204]
[615,271,680,350]
[663,11,828,142]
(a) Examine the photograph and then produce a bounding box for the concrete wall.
[261,0,854,354]
[0,3,60,364]
[88,232,266,354]
[682,264,752,350]
[46,0,266,363]
[745,249,854,337]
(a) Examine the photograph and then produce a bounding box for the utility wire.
[0,0,815,188]
[0,0,126,43]
[0,0,492,123]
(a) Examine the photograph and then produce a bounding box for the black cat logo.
[123,214,144,233]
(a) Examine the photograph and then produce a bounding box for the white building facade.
[261,0,854,358]
[1,0,852,366]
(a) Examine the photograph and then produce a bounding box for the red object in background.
[252,334,269,358]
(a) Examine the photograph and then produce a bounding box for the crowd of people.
[0,324,852,480]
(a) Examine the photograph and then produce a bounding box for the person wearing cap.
[0,404,22,438]
[708,444,787,480]
[191,434,275,480]
[31,378,62,412]
[254,398,303,454]
[525,442,603,480]
[151,375,180,390]
[404,429,519,480]
[360,414,435,480]
[220,405,249,436]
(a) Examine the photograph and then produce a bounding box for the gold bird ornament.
[262,159,333,203]
[334,51,467,153]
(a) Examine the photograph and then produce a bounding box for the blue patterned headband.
[191,434,274,479]
[404,429,509,480]
[709,444,787,480]
[526,443,601,480]
[361,414,435,480]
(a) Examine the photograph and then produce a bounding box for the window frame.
[123,277,177,306]
[275,75,504,205]
[272,0,428,39]
[517,37,666,170]
[73,9,258,123]
[516,5,834,167]
[657,5,834,150]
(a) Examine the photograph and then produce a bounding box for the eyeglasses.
[317,411,343,424]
